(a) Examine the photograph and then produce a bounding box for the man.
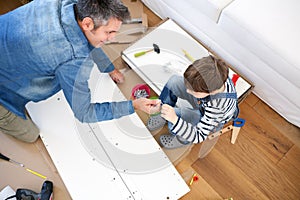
[0,0,160,143]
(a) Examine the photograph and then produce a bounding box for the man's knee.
[0,105,40,143]
[0,125,40,143]
[20,127,40,143]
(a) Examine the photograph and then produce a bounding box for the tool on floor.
[189,173,199,186]
[198,118,246,158]
[5,180,53,200]
[0,152,24,167]
[0,152,47,179]
[134,43,160,57]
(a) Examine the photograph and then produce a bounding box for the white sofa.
[141,0,300,127]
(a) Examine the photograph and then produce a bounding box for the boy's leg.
[161,107,201,148]
[0,104,39,143]
[148,75,200,131]
[159,75,199,108]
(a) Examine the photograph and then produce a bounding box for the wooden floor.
[1,1,299,200]
[142,5,300,200]
[175,93,300,200]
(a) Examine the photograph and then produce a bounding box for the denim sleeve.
[55,58,134,123]
[90,47,115,73]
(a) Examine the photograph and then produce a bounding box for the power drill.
[5,181,53,200]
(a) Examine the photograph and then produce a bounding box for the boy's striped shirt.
[171,78,238,143]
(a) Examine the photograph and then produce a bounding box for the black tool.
[5,180,53,200]
[134,43,160,57]
[0,152,24,167]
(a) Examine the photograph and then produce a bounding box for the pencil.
[26,168,47,179]
[189,173,197,186]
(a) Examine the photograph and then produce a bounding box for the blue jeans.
[160,75,202,132]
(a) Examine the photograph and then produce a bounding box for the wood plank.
[176,151,223,200]
[192,143,269,200]
[0,0,24,15]
[142,3,162,27]
[200,128,300,199]
[244,92,260,107]
[277,145,300,194]
[253,100,300,148]
[180,172,223,200]
[239,102,294,163]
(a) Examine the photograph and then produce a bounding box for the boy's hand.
[160,104,178,124]
[133,98,161,114]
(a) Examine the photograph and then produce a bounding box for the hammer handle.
[134,49,153,57]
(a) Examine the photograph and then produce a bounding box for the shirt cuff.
[170,116,181,133]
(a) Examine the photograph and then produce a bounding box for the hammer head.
[153,43,160,54]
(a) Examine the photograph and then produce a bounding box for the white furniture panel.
[122,19,251,99]
[27,71,190,199]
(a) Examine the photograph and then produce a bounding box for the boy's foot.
[147,114,166,131]
[160,134,191,149]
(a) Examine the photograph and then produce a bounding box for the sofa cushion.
[219,0,300,88]
[184,0,234,22]
[142,0,234,22]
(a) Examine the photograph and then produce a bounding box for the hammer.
[134,43,160,57]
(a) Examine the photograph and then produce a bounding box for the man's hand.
[133,98,161,114]
[109,69,124,84]
[160,104,178,124]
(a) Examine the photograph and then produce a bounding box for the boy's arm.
[171,115,216,143]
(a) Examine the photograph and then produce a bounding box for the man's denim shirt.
[0,0,134,122]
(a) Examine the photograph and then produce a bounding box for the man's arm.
[55,58,134,123]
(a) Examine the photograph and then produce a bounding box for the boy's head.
[184,55,229,97]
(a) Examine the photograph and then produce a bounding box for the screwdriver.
[0,152,47,179]
[0,152,24,167]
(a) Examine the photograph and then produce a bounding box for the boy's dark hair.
[75,0,130,29]
[183,55,229,93]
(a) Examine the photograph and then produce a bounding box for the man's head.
[75,0,130,47]
[184,55,229,98]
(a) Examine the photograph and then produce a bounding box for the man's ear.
[80,17,94,31]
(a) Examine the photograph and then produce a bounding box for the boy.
[148,55,239,148]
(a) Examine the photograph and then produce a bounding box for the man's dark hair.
[184,55,229,93]
[75,0,130,29]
